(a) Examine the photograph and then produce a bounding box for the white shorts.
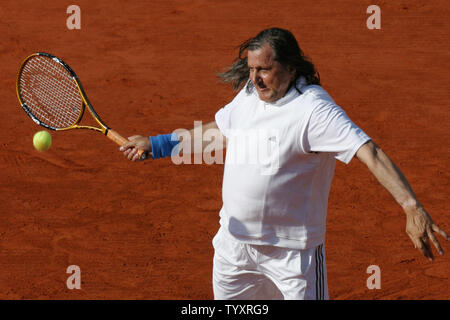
[212,226,328,300]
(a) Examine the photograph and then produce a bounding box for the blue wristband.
[149,133,179,159]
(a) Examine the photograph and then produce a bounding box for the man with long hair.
[120,28,448,300]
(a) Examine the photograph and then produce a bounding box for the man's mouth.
[257,83,268,91]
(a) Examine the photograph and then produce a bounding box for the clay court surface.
[0,0,448,299]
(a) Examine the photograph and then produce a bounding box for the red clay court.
[0,0,448,299]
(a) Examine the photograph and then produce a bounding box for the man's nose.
[249,69,256,83]
[250,70,261,85]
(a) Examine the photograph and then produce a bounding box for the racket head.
[17,52,148,160]
[16,52,87,131]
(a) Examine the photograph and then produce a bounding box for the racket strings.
[19,56,83,129]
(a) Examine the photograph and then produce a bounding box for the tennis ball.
[33,130,52,151]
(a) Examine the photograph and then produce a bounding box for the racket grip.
[107,129,148,161]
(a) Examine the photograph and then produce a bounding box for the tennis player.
[120,28,448,300]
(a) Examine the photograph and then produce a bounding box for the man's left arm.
[355,140,449,261]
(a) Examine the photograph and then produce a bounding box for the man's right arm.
[120,120,226,162]
[175,121,226,155]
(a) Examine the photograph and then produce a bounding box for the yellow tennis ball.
[33,130,52,151]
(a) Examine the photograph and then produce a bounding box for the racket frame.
[17,52,109,134]
[16,52,148,160]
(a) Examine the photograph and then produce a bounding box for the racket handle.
[107,129,148,161]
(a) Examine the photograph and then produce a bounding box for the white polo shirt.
[215,78,371,249]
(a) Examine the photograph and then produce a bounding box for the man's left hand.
[404,204,449,261]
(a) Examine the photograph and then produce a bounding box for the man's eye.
[248,67,270,73]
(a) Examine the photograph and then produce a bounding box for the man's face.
[248,44,295,103]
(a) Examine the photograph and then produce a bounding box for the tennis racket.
[16,52,148,160]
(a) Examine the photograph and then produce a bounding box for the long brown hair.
[219,28,320,93]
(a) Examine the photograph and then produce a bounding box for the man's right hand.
[120,135,152,162]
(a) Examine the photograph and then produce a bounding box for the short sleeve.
[215,106,232,138]
[215,87,247,137]
[306,102,371,164]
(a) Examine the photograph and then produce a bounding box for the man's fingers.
[427,230,443,256]
[122,148,131,157]
[408,233,434,261]
[118,135,148,162]
[120,141,136,151]
[120,136,145,151]
[407,233,420,250]
[417,241,432,261]
[428,225,444,256]
[127,148,138,161]
[407,235,415,249]
[431,224,449,240]
[132,152,140,162]
[421,237,434,261]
